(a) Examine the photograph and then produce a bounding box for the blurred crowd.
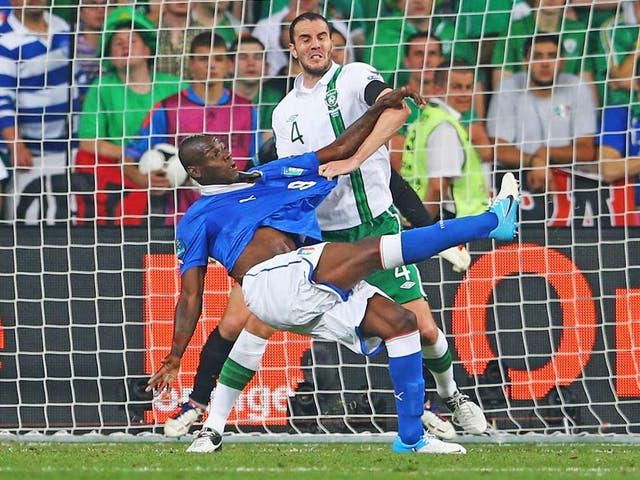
[0,0,638,227]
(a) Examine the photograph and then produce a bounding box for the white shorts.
[242,243,385,355]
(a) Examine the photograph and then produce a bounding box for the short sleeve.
[254,151,320,180]
[342,62,385,105]
[177,221,209,276]
[426,123,465,179]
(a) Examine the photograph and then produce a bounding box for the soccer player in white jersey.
[270,12,487,437]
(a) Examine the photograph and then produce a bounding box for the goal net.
[0,0,639,438]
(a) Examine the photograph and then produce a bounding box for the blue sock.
[400,213,497,266]
[388,351,425,445]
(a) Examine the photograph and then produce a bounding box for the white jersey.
[272,62,393,231]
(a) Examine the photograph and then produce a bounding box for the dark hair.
[523,33,560,59]
[178,134,218,170]
[434,59,474,88]
[330,26,346,44]
[231,34,266,54]
[404,31,441,57]
[289,12,331,44]
[190,32,227,54]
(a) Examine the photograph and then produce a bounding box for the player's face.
[194,138,239,185]
[527,41,559,87]
[290,19,333,77]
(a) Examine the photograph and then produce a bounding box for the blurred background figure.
[74,0,108,90]
[75,6,181,225]
[155,0,205,78]
[123,32,259,225]
[0,0,82,224]
[190,0,245,47]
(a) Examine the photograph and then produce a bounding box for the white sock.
[203,383,241,434]
[422,329,458,399]
[202,329,268,433]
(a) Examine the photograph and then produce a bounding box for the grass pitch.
[0,442,638,480]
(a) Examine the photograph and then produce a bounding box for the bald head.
[178,134,214,171]
[177,134,261,186]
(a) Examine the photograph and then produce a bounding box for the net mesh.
[0,0,639,436]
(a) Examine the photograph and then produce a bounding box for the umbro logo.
[287,114,299,122]
[239,195,257,203]
[400,281,416,289]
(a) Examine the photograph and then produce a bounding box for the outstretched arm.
[146,266,206,394]
[317,88,422,179]
[315,87,422,167]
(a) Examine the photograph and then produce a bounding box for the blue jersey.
[176,152,336,275]
[599,105,640,157]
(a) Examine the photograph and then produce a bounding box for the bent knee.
[419,322,439,345]
[394,308,417,334]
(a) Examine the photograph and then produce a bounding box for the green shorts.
[322,209,427,305]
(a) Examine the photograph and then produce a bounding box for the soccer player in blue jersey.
[147,86,520,454]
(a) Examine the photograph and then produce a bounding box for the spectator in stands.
[123,32,259,225]
[390,35,491,171]
[487,34,596,218]
[595,58,640,225]
[230,35,274,141]
[388,31,444,171]
[190,0,244,48]
[155,0,205,78]
[364,0,477,86]
[75,6,182,225]
[491,0,595,96]
[402,62,489,222]
[74,0,107,89]
[569,0,618,30]
[252,0,357,77]
[592,1,640,108]
[231,35,267,104]
[0,0,14,215]
[0,0,82,224]
[403,32,444,100]
[330,26,351,65]
[453,0,531,66]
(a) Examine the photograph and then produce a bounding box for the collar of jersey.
[199,181,256,196]
[183,87,231,106]
[429,97,462,119]
[294,61,339,92]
